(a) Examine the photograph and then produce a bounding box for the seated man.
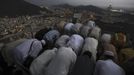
[94,51,125,75]
[30,48,58,75]
[45,47,77,75]
[69,37,97,75]
[30,47,77,75]
[12,39,46,67]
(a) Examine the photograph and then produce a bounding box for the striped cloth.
[43,30,60,44]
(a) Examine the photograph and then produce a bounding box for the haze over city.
[25,0,134,8]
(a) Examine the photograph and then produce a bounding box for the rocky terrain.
[0,16,63,43]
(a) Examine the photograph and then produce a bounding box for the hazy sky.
[25,0,134,8]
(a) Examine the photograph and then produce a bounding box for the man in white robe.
[94,51,125,75]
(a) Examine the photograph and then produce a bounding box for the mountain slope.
[0,0,42,17]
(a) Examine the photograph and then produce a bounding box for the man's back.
[94,59,125,75]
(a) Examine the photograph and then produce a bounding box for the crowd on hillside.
[0,17,134,75]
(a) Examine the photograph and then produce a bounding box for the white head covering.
[41,40,46,46]
[87,20,96,28]
[90,26,101,40]
[67,34,84,55]
[101,34,111,44]
[64,23,74,32]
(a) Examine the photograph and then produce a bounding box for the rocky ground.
[0,16,65,43]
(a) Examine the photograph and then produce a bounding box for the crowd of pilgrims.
[0,19,134,75]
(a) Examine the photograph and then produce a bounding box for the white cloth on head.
[41,40,46,46]
[30,48,58,75]
[101,34,111,44]
[94,59,125,75]
[64,23,74,33]
[45,47,77,75]
[55,35,70,48]
[67,34,84,55]
[87,20,96,28]
[90,26,101,40]
[12,39,43,64]
[80,25,91,38]
[82,37,98,61]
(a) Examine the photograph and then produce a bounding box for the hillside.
[0,0,42,17]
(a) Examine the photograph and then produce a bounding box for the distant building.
[106,4,113,23]
[73,13,82,19]
[111,9,125,13]
[107,4,125,13]
[107,4,112,11]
